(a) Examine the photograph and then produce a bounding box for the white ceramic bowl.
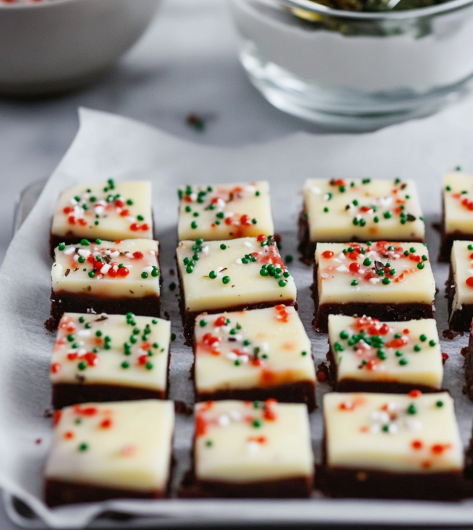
[0,0,161,96]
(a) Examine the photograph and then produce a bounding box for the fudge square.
[327,315,443,393]
[447,240,473,331]
[298,178,424,263]
[50,180,153,257]
[50,313,171,409]
[176,236,297,340]
[182,400,314,498]
[44,400,175,507]
[178,181,273,241]
[194,306,316,411]
[463,323,473,402]
[439,173,473,261]
[313,241,435,333]
[49,239,161,328]
[321,392,465,500]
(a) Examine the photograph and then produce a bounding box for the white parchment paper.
[3,106,473,528]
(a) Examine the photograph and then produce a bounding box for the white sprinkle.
[247,441,259,453]
[233,334,243,342]
[392,253,400,259]
[143,266,154,273]
[310,186,321,194]
[369,278,380,284]
[227,352,238,361]
[244,241,252,248]
[338,252,346,260]
[321,273,329,279]
[387,401,397,412]
[202,246,209,254]
[70,198,78,205]
[64,247,75,256]
[100,264,111,274]
[73,255,79,262]
[110,251,120,258]
[78,249,91,258]
[388,424,398,434]
[78,348,87,355]
[218,415,230,427]
[245,185,256,193]
[333,258,342,264]
[67,349,78,355]
[94,206,104,215]
[379,196,393,207]
[78,330,91,337]
[336,265,348,272]
[125,252,133,258]
[224,211,233,218]
[240,355,249,364]
[216,198,225,208]
[379,412,390,423]
[150,250,156,255]
[190,193,198,202]
[229,410,242,421]
[261,342,269,353]
[235,259,242,264]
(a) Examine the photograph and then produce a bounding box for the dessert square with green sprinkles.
[176,236,297,339]
[50,181,153,257]
[446,240,473,331]
[177,181,274,241]
[44,400,174,506]
[299,178,424,262]
[193,306,316,410]
[313,241,435,333]
[50,313,170,409]
[187,400,314,498]
[327,315,443,393]
[322,391,463,500]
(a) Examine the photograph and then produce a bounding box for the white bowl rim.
[0,0,85,10]
[269,0,473,20]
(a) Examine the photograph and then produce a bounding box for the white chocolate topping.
[324,392,463,473]
[316,242,435,305]
[176,237,296,313]
[449,240,473,316]
[194,400,314,482]
[178,181,273,241]
[328,315,442,389]
[52,239,160,298]
[304,178,424,243]
[51,313,170,392]
[443,173,473,234]
[45,400,174,491]
[194,307,315,393]
[51,181,153,241]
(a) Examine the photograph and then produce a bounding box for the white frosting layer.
[51,181,153,240]
[51,313,170,391]
[443,173,473,234]
[324,392,463,473]
[194,307,315,393]
[328,316,442,389]
[178,181,274,241]
[177,237,296,313]
[450,240,473,315]
[316,242,435,305]
[45,400,174,491]
[52,239,160,298]
[194,400,314,482]
[304,178,424,243]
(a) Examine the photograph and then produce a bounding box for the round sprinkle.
[58,243,66,251]
[436,401,444,408]
[222,276,230,284]
[429,340,436,347]
[220,244,227,250]
[419,334,427,342]
[206,440,213,447]
[209,271,217,279]
[340,330,349,340]
[88,271,95,278]
[363,258,371,266]
[301,351,307,356]
[417,262,425,270]
[407,404,417,415]
[414,345,421,352]
[351,280,358,286]
[191,221,198,229]
[79,443,89,451]
[382,278,390,285]
[285,255,293,263]
[253,419,262,428]
[121,361,130,369]
[199,319,207,328]
[141,272,149,279]
[171,333,176,341]
[399,358,408,366]
[278,280,287,287]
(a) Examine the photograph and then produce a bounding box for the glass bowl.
[229,0,473,129]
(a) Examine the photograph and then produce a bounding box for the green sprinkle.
[323,207,329,213]
[377,349,387,360]
[145,362,153,370]
[127,199,134,206]
[339,185,346,193]
[85,322,92,329]
[363,258,371,266]
[436,401,444,408]
[407,404,417,415]
[419,334,427,342]
[58,243,66,251]
[220,244,227,250]
[255,191,260,196]
[151,268,159,277]
[351,280,358,286]
[196,238,204,245]
[285,255,293,263]
[301,351,307,356]
[253,419,262,428]
[395,350,403,357]
[78,256,85,263]
[209,270,217,279]
[469,244,473,251]
[359,219,366,227]
[410,247,416,253]
[121,361,130,369]
[382,278,390,285]
[79,443,89,452]
[137,215,144,221]
[222,276,230,284]
[67,334,75,342]
[278,280,287,287]
[445,185,452,191]
[334,342,345,352]
[191,221,198,229]
[414,344,421,352]
[186,265,194,274]
[383,211,392,219]
[260,268,268,277]
[141,272,149,279]
[78,361,87,371]
[80,239,90,246]
[199,319,207,328]
[374,216,379,223]
[206,440,213,447]
[171,333,176,341]
[417,262,425,270]
[340,330,349,340]
[234,359,241,366]
[429,340,436,347]
[362,178,371,184]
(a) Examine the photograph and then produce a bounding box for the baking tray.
[5,178,473,530]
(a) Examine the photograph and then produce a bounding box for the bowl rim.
[0,0,81,10]
[273,0,473,19]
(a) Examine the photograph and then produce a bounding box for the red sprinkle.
[133,251,144,259]
[257,234,267,242]
[322,250,334,259]
[411,440,423,450]
[50,363,61,374]
[466,277,473,288]
[408,390,422,398]
[101,419,113,429]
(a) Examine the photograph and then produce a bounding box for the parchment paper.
[3,106,473,528]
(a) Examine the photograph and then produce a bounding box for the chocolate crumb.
[443,329,463,340]
[43,408,54,418]
[164,311,170,320]
[174,401,193,416]
[35,438,42,445]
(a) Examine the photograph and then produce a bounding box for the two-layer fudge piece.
[320,391,466,500]
[176,236,297,340]
[49,239,161,328]
[298,178,425,263]
[463,324,473,402]
[178,181,273,241]
[193,306,316,410]
[44,400,175,506]
[50,180,153,258]
[446,240,473,331]
[180,400,314,498]
[327,316,443,393]
[313,241,436,333]
[439,173,473,261]
[50,313,170,409]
